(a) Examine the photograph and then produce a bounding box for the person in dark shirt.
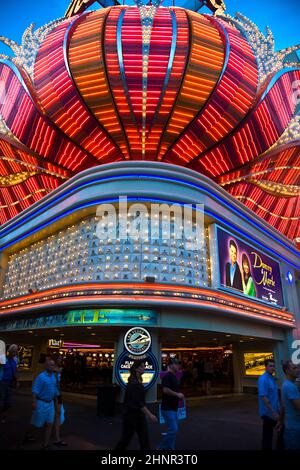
[225,239,243,292]
[158,358,184,450]
[0,344,18,423]
[115,360,157,450]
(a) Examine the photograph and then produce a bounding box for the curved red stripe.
[163,16,258,165]
[189,69,300,177]
[0,62,97,173]
[34,15,122,163]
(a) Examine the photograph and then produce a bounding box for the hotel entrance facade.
[0,163,298,402]
[0,0,300,405]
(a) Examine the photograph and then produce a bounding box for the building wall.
[2,211,208,300]
[0,162,298,390]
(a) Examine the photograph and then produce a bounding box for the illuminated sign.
[67,309,157,326]
[124,327,151,356]
[115,327,158,389]
[18,346,34,370]
[48,339,62,348]
[244,352,274,376]
[0,309,157,331]
[115,351,159,390]
[216,226,284,307]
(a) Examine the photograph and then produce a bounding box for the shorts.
[31,399,55,428]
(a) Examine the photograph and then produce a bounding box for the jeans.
[158,410,178,450]
[115,411,150,450]
[284,429,300,450]
[261,415,277,450]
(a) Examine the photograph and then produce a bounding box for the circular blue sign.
[124,327,152,356]
[115,350,159,390]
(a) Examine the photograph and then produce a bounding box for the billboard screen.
[244,352,274,376]
[216,227,284,307]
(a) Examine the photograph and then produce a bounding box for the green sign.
[66,309,157,326]
[0,309,158,331]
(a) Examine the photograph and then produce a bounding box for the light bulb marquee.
[0,0,299,241]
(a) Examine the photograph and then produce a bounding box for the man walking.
[258,359,280,450]
[279,360,300,450]
[29,357,58,449]
[0,344,18,423]
[158,358,184,450]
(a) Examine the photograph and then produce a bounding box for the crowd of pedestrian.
[165,355,233,396]
[258,358,300,451]
[1,344,300,450]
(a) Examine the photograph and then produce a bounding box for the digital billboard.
[244,352,274,376]
[216,227,284,307]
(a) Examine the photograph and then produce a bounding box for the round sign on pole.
[124,327,151,356]
[115,350,159,390]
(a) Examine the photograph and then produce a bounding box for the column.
[232,342,243,393]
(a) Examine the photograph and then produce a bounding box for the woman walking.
[115,360,157,450]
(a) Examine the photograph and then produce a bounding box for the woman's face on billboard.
[243,261,249,274]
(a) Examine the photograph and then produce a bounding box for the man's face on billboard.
[230,244,237,265]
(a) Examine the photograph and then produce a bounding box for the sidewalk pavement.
[0,392,262,450]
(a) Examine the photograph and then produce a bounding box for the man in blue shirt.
[0,344,18,423]
[258,359,280,450]
[279,360,300,450]
[27,357,58,449]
